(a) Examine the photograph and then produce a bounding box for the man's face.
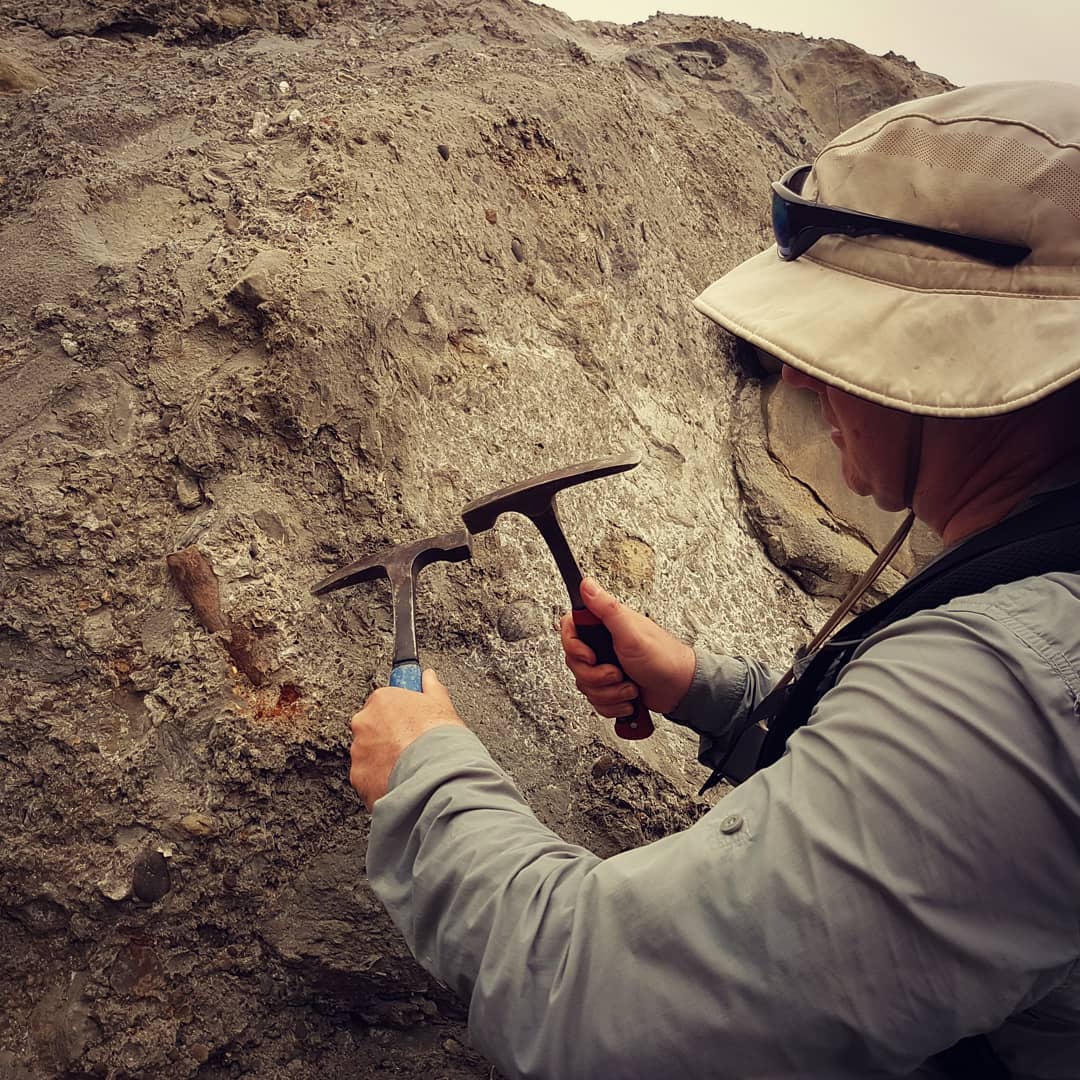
[781,364,916,512]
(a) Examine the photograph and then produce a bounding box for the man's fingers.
[561,604,640,717]
[578,679,639,708]
[565,641,598,667]
[571,661,622,689]
[593,698,636,719]
[560,613,597,665]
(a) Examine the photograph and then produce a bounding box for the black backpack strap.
[929,1034,1010,1079]
[701,482,1080,792]
[701,495,1080,1077]
[755,484,1080,774]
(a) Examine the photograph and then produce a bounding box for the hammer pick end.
[461,447,643,534]
[310,528,473,597]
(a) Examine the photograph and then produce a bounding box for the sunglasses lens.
[772,189,796,260]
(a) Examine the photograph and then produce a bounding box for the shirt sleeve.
[664,650,777,769]
[366,602,1080,1080]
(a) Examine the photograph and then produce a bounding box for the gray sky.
[552,1,1077,86]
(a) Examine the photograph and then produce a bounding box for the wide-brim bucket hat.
[694,81,1080,418]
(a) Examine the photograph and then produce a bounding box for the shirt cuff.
[384,724,496,796]
[665,650,750,734]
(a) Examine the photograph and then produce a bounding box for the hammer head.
[311,529,472,596]
[312,529,472,671]
[461,449,642,534]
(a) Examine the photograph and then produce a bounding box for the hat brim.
[694,246,1080,418]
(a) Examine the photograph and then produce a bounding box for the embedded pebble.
[0,54,48,94]
[511,237,525,261]
[496,599,544,642]
[98,867,131,902]
[437,143,450,161]
[60,336,79,356]
[595,535,656,591]
[249,111,271,139]
[132,849,171,903]
[82,609,117,651]
[178,813,216,838]
[16,897,68,936]
[229,249,289,310]
[254,509,286,542]
[591,753,617,778]
[176,475,202,510]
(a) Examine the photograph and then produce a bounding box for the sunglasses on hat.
[771,164,1031,266]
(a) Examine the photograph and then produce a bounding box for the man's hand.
[561,577,697,717]
[350,669,466,810]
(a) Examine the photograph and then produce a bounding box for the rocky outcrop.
[0,1,950,1075]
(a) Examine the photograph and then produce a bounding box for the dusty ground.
[0,2,948,1076]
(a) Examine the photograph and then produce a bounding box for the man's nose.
[781,364,827,394]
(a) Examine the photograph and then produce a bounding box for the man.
[351,83,1080,1078]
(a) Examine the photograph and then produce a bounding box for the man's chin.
[842,464,872,500]
[843,474,905,513]
[870,491,908,513]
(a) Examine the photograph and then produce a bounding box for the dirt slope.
[0,2,949,1076]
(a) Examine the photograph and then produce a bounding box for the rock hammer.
[462,449,654,740]
[311,530,472,691]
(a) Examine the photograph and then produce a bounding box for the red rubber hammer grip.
[572,607,654,740]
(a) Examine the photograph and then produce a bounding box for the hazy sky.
[552,1,1076,87]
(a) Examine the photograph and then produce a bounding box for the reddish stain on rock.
[251,683,305,725]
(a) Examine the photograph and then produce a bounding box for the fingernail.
[581,577,600,599]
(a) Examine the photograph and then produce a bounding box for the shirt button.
[719,814,744,835]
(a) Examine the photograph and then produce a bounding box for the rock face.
[0,2,949,1076]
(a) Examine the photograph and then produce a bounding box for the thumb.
[580,578,649,662]
[422,668,451,701]
[580,577,629,629]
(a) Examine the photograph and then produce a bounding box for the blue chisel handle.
[389,660,423,692]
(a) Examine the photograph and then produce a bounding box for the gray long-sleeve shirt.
[367,572,1080,1079]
